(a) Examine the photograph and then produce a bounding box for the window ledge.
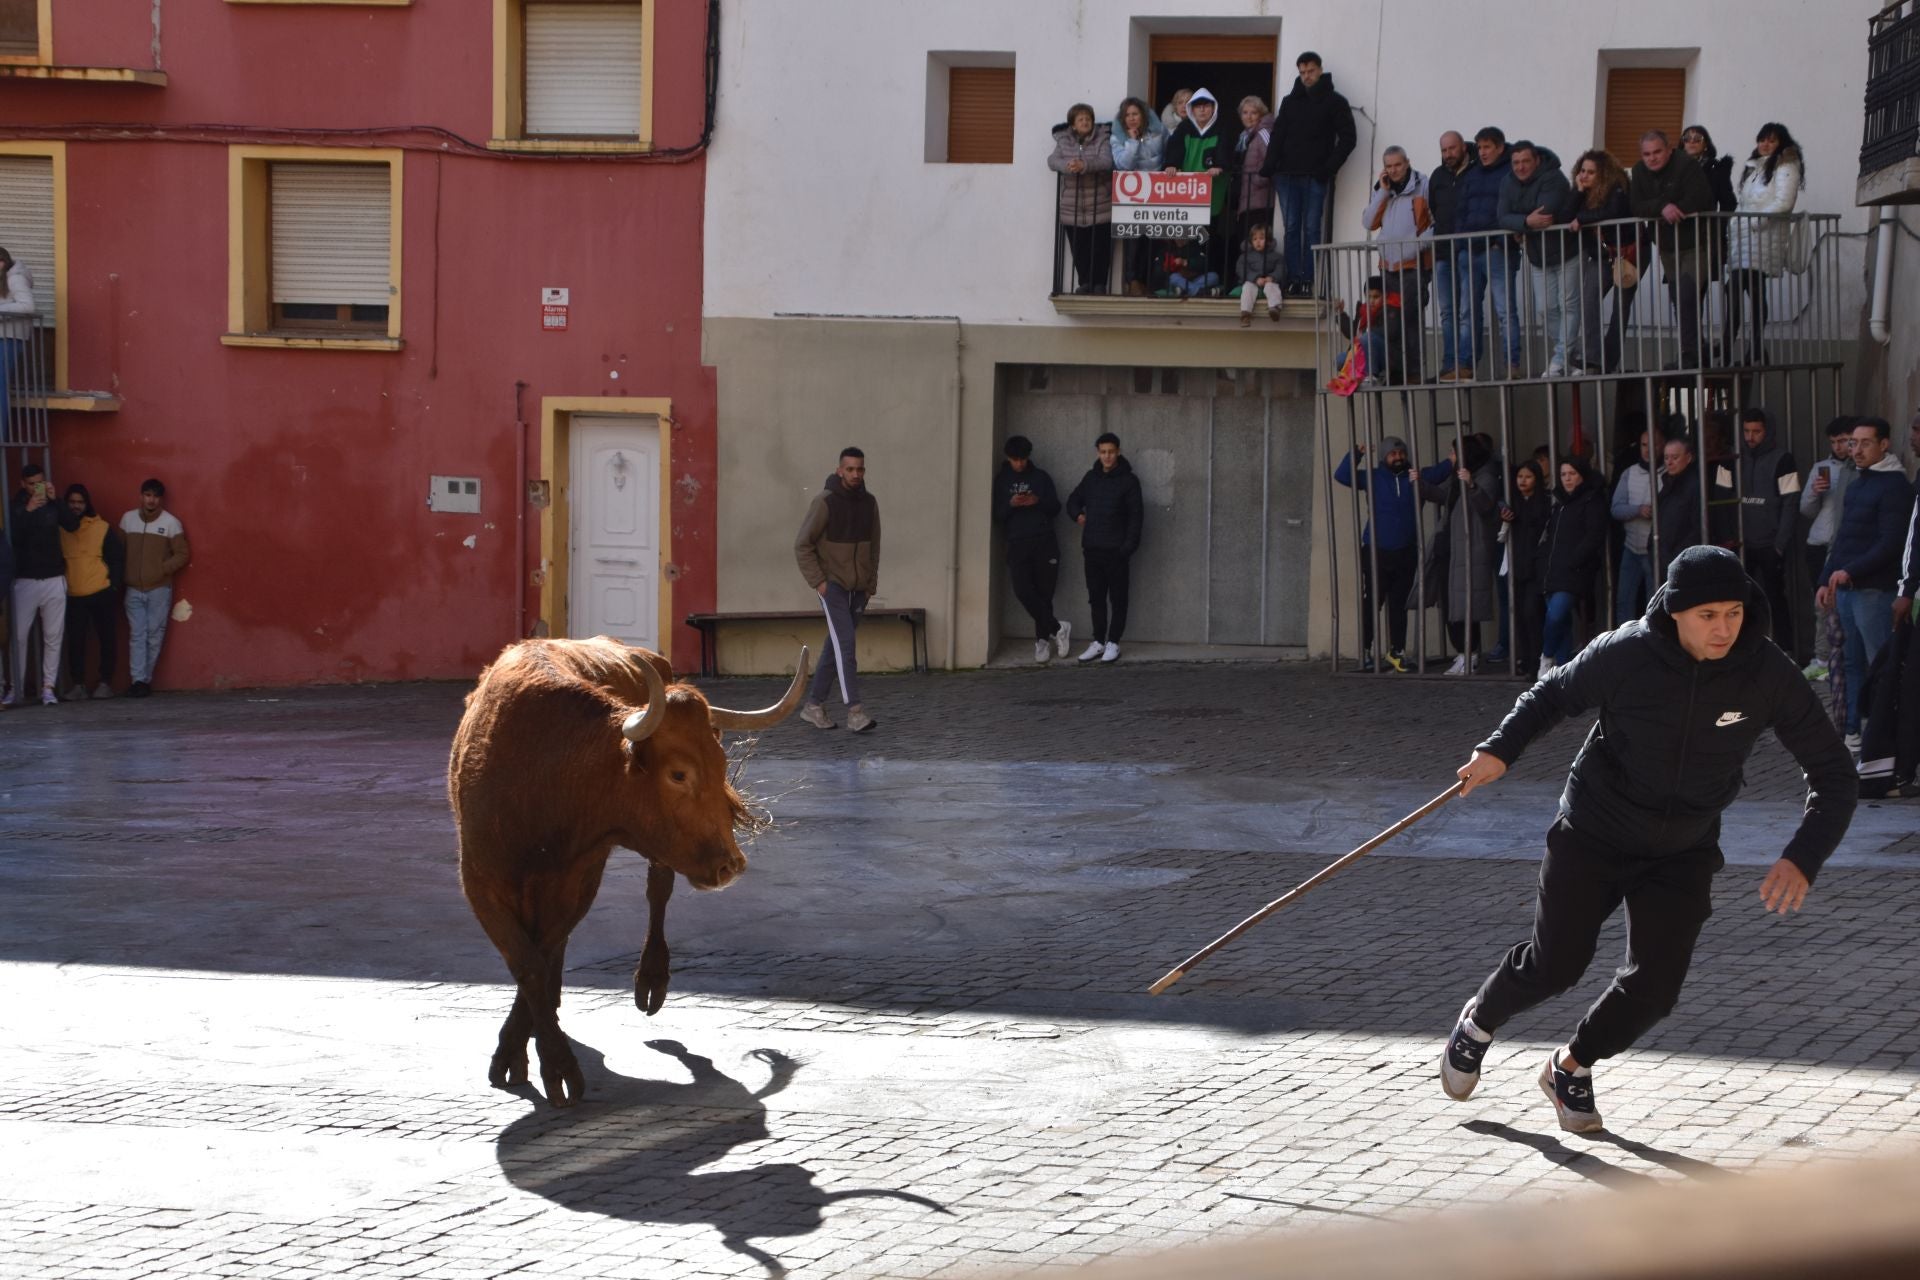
[222,333,403,352]
[24,391,121,412]
[487,138,652,155]
[0,65,167,86]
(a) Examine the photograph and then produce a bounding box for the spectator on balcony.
[1736,407,1799,649]
[1232,95,1276,252]
[1048,103,1115,295]
[1066,432,1143,665]
[1234,222,1284,325]
[1361,145,1432,382]
[1800,416,1857,682]
[1335,435,1420,672]
[1725,123,1805,367]
[7,463,63,707]
[1681,126,1740,213]
[1819,416,1913,749]
[1537,460,1609,675]
[1610,422,1663,624]
[1332,277,1396,384]
[1501,459,1552,678]
[1163,88,1233,284]
[1159,88,1192,137]
[58,483,122,702]
[1564,149,1636,374]
[1429,132,1473,381]
[120,477,190,699]
[1656,435,1703,578]
[1162,237,1219,298]
[1262,52,1356,299]
[0,245,35,419]
[1110,97,1166,297]
[1631,130,1717,369]
[1419,432,1503,674]
[1497,142,1576,377]
[1445,126,1521,382]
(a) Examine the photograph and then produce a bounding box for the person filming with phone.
[8,462,66,707]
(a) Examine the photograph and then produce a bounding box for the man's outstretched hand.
[1759,859,1810,915]
[1456,750,1507,797]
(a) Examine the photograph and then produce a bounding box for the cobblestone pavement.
[3,662,1917,1279]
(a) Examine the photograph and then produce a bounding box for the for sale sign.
[1111,172,1214,239]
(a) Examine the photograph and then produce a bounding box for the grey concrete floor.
[3,662,1917,1279]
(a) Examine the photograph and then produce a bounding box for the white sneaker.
[1078,641,1104,663]
[1440,1000,1492,1101]
[799,702,836,731]
[1053,619,1072,658]
[1538,657,1556,678]
[1034,639,1051,664]
[1445,654,1468,676]
[1100,641,1121,663]
[1543,360,1566,378]
[1844,732,1862,757]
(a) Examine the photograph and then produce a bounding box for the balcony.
[1860,0,1920,204]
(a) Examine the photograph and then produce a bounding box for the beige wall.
[706,314,1321,672]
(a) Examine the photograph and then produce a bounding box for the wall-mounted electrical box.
[429,475,482,514]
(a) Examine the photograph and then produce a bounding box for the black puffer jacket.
[1065,456,1144,556]
[1261,73,1356,180]
[8,488,63,580]
[1478,581,1856,879]
[1539,473,1609,596]
[993,462,1061,545]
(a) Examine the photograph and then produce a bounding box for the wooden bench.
[683,608,929,678]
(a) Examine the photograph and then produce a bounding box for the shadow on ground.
[496,1038,948,1276]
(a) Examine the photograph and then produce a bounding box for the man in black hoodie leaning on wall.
[1439,546,1855,1135]
[995,435,1070,664]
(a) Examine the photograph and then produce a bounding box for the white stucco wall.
[705,0,1882,326]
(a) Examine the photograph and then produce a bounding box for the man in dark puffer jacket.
[1439,546,1855,1134]
[1065,432,1144,664]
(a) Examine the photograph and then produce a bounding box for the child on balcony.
[1160,238,1219,299]
[1332,275,1399,384]
[1235,222,1284,325]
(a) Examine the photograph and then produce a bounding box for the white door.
[568,415,659,649]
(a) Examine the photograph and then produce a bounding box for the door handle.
[594,556,640,565]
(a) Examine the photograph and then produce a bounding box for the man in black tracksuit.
[994,435,1070,663]
[1064,431,1144,664]
[1439,546,1856,1133]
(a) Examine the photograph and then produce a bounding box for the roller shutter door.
[0,156,55,325]
[526,2,645,138]
[947,66,1015,164]
[269,162,392,308]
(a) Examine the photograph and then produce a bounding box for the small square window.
[926,53,1015,164]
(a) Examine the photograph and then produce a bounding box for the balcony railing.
[1051,168,1297,301]
[1864,0,1920,179]
[1,319,53,448]
[1312,213,1844,389]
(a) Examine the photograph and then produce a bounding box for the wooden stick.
[1147,781,1464,996]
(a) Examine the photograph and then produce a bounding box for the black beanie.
[1664,545,1751,614]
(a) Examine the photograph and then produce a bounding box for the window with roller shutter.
[0,155,55,329]
[269,162,392,331]
[523,1,646,140]
[946,66,1015,165]
[1605,68,1687,165]
[0,0,40,62]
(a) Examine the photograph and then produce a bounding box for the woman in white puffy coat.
[1725,123,1803,366]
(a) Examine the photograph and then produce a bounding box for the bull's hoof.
[635,964,671,1016]
[536,1039,584,1107]
[489,1048,529,1089]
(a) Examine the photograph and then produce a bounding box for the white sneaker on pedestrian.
[1100,641,1121,664]
[1543,360,1566,378]
[845,704,877,733]
[40,690,59,707]
[1539,1052,1604,1134]
[1844,731,1862,757]
[1445,654,1468,676]
[1078,641,1104,663]
[1034,639,1051,664]
[92,682,114,700]
[1538,657,1556,678]
[1053,619,1072,658]
[1440,999,1492,1101]
[799,702,836,731]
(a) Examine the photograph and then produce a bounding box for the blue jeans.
[1169,271,1219,297]
[125,586,173,685]
[1433,257,1461,373]
[1460,241,1521,374]
[1836,586,1894,733]
[1615,549,1653,625]
[1275,175,1327,289]
[1542,591,1581,664]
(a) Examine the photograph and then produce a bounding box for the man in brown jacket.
[794,447,879,732]
[118,477,190,697]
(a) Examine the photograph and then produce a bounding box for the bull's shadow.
[496,1038,949,1276]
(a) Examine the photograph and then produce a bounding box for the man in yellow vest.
[58,483,123,700]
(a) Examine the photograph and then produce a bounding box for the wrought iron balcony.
[1860,0,1920,203]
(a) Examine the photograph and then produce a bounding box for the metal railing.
[1863,0,1920,177]
[1314,213,1847,680]
[1,319,54,538]
[1050,168,1294,299]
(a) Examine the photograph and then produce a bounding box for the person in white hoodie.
[1609,420,1663,623]
[1724,124,1803,367]
[0,246,36,425]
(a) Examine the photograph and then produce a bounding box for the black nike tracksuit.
[1468,584,1857,1066]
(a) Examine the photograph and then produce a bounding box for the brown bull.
[449,636,808,1106]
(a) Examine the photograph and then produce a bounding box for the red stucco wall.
[3,0,715,687]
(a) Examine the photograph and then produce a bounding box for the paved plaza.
[3,661,1918,1278]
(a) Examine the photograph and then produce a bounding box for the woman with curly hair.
[1563,148,1634,372]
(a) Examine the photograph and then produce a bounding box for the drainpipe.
[1871,206,1897,346]
[514,379,529,637]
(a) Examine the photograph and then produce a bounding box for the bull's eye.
[670,770,689,785]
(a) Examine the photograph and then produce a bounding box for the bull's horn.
[708,647,810,732]
[621,655,670,743]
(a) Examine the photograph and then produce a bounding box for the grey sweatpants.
[809,583,867,708]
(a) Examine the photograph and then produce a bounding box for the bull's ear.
[622,656,669,743]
